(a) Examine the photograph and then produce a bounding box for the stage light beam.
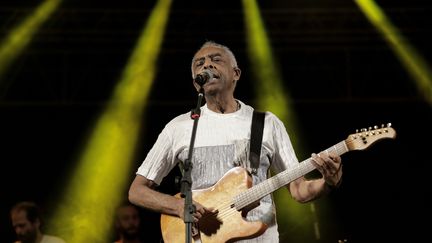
[46,0,172,242]
[0,0,61,79]
[242,0,315,241]
[356,0,432,104]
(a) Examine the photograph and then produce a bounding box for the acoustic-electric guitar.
[161,124,396,243]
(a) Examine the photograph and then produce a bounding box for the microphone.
[194,70,213,86]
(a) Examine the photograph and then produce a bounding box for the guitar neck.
[233,140,349,210]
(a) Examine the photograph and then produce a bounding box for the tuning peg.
[366,127,373,136]
[387,122,392,127]
[371,127,376,135]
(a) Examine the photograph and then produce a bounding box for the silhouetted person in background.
[113,202,144,243]
[10,201,65,243]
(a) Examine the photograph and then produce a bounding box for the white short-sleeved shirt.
[15,234,66,243]
[137,100,299,242]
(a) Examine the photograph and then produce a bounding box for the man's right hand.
[177,198,216,222]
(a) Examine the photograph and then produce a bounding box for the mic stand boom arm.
[180,86,204,243]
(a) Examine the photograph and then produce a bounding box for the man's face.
[192,46,240,95]
[11,210,38,243]
[116,205,140,238]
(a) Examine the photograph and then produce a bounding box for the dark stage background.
[1,0,431,242]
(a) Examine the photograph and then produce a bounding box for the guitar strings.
[199,198,251,221]
[200,204,239,221]
[197,137,370,223]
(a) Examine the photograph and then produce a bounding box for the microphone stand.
[180,86,205,243]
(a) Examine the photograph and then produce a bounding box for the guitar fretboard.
[233,140,348,210]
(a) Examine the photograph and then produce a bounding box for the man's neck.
[19,232,43,243]
[35,232,44,243]
[205,95,238,114]
[116,238,142,243]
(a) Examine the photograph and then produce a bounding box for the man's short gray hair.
[191,41,238,73]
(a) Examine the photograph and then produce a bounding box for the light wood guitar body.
[161,167,267,243]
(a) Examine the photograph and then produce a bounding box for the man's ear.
[233,67,241,81]
[34,218,41,228]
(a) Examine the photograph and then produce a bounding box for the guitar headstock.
[346,123,396,151]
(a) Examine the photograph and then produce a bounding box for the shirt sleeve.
[136,125,177,185]
[264,112,299,174]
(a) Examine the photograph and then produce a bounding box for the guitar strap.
[249,110,265,175]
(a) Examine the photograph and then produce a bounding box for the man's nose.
[203,59,215,69]
[15,227,24,235]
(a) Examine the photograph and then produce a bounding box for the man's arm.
[129,175,184,218]
[128,174,210,221]
[288,152,342,203]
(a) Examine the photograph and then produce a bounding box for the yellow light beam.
[356,0,432,104]
[47,0,172,242]
[242,0,302,152]
[0,0,61,79]
[242,0,313,240]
